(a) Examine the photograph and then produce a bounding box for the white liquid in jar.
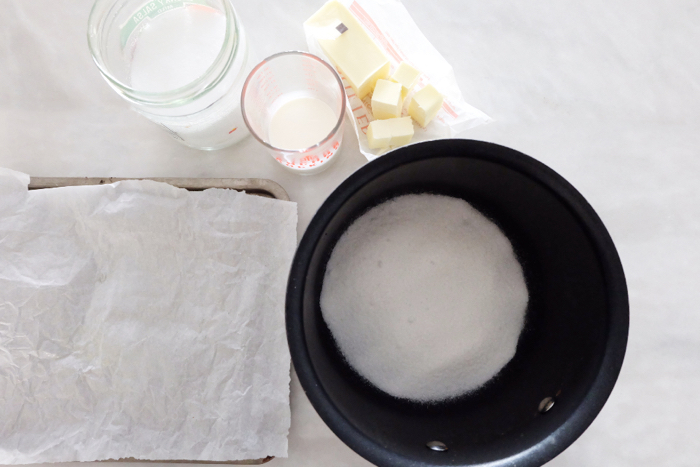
[269,98,337,150]
[130,5,226,92]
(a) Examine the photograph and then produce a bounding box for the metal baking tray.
[25,177,286,466]
[28,177,289,202]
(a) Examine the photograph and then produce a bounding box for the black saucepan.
[286,139,628,467]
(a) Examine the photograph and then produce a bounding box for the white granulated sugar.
[320,193,528,402]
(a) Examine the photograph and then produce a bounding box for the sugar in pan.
[320,193,528,402]
[292,140,629,466]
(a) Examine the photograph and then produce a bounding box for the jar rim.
[87,0,239,107]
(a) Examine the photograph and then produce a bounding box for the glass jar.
[88,0,252,150]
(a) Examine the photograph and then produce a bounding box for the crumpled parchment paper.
[0,168,297,464]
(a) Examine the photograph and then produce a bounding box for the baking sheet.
[0,176,293,465]
[28,177,289,201]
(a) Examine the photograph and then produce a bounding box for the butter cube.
[391,62,421,98]
[307,1,390,99]
[366,117,414,149]
[408,84,444,128]
[371,79,402,120]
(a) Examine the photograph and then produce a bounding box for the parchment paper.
[0,168,297,464]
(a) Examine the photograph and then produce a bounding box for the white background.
[1,0,699,466]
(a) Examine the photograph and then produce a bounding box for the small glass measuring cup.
[241,51,346,175]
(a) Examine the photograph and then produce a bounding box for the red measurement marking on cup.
[229,127,238,134]
[302,154,320,163]
[281,151,328,170]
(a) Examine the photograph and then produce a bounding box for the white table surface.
[1,0,699,466]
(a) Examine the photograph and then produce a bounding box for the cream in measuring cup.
[241,51,346,175]
[268,98,338,151]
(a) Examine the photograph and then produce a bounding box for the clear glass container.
[241,52,346,175]
[88,0,252,150]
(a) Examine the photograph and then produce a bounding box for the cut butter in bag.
[304,0,491,160]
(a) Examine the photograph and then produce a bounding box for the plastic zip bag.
[304,0,491,161]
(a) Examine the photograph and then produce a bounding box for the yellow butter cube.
[391,62,421,98]
[307,1,390,99]
[366,117,414,149]
[371,79,402,120]
[408,84,444,128]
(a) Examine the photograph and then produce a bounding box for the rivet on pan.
[426,441,448,452]
[539,396,555,413]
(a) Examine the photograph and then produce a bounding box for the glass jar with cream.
[88,0,252,150]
